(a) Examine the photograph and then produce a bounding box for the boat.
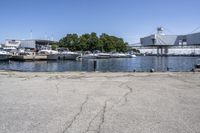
[82,53,97,59]
[110,53,136,58]
[130,54,136,58]
[81,51,97,59]
[0,50,11,61]
[59,51,81,60]
[38,50,59,60]
[11,50,47,61]
[38,49,58,55]
[96,53,111,59]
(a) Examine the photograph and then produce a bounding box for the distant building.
[3,39,57,51]
[132,27,200,55]
[140,27,200,46]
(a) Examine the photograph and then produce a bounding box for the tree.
[59,34,79,51]
[51,43,59,50]
[58,32,129,52]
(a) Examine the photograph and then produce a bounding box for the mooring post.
[94,60,97,71]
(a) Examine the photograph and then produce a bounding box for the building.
[3,39,57,51]
[3,40,21,51]
[133,27,200,56]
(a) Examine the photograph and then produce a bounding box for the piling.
[93,61,97,71]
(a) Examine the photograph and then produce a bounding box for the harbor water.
[0,56,199,72]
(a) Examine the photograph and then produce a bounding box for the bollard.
[93,61,97,71]
[167,67,170,71]
[150,68,154,73]
[133,69,136,72]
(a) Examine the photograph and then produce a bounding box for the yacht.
[0,50,11,61]
[81,51,97,59]
[111,53,136,58]
[91,50,111,59]
[60,51,81,60]
[38,50,59,60]
[82,53,97,59]
[96,53,111,59]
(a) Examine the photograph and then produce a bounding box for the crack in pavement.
[84,82,133,133]
[117,82,133,106]
[63,82,133,133]
[96,100,107,133]
[82,109,102,133]
[83,99,110,133]
[122,85,133,105]
[62,96,89,133]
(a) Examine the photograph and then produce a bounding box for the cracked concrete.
[62,96,89,133]
[0,71,200,133]
[96,100,107,133]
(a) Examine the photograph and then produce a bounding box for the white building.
[3,39,57,51]
[132,27,200,56]
[4,39,21,51]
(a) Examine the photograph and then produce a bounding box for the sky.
[0,0,200,44]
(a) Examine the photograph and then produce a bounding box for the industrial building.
[3,39,57,51]
[133,27,200,56]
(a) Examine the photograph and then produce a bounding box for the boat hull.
[0,55,10,61]
[10,55,47,61]
[47,54,80,60]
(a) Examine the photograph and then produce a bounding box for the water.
[0,56,199,72]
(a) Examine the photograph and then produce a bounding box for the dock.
[10,55,47,61]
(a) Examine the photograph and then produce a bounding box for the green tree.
[51,43,59,50]
[59,33,79,51]
[58,32,129,52]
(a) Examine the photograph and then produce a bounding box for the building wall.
[141,34,178,46]
[140,35,155,46]
[156,35,178,45]
[5,40,21,48]
[186,32,200,45]
[138,46,200,55]
[141,32,200,46]
[20,40,36,49]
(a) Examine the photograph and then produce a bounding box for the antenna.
[30,30,33,39]
[51,34,54,41]
[45,32,47,40]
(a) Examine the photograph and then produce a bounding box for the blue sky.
[0,0,200,43]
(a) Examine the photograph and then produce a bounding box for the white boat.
[38,50,59,55]
[130,54,136,58]
[38,50,59,60]
[0,50,11,61]
[96,53,111,59]
[38,50,80,60]
[82,51,97,59]
[82,53,97,59]
[111,53,136,58]
[59,51,80,60]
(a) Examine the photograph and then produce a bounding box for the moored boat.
[59,51,80,60]
[81,51,97,59]
[110,53,136,58]
[82,53,97,59]
[96,53,111,59]
[0,50,11,61]
[38,50,59,60]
